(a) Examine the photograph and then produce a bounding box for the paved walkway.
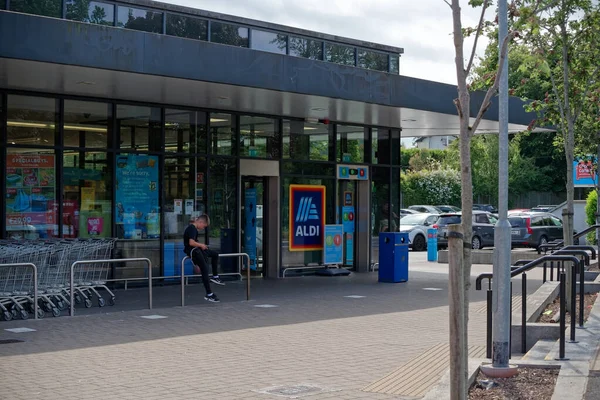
[0,253,546,400]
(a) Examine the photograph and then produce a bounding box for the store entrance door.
[239,159,280,279]
[336,165,371,272]
[242,176,265,277]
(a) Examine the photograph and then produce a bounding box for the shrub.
[402,169,461,207]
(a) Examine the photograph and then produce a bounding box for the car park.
[398,213,439,251]
[408,205,444,214]
[508,211,565,249]
[435,210,498,249]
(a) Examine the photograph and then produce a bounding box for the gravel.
[469,367,559,400]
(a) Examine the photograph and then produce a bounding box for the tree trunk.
[452,0,473,391]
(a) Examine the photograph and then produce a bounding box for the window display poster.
[115,154,160,239]
[5,154,56,239]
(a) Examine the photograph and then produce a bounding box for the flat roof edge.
[117,0,404,54]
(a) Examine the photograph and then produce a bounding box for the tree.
[516,0,600,245]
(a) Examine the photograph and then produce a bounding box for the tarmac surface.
[0,251,554,399]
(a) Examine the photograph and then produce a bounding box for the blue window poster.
[115,154,160,239]
[244,188,258,270]
[323,225,343,265]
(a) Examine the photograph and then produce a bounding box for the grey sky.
[163,0,490,85]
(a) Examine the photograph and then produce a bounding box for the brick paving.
[0,256,545,400]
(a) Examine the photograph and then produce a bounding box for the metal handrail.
[475,254,580,290]
[562,245,597,260]
[180,253,251,305]
[70,258,151,317]
[0,263,38,320]
[476,254,580,359]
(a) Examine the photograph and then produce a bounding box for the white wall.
[551,200,590,244]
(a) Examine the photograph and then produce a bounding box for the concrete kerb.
[422,273,600,398]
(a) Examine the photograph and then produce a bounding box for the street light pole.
[491,0,514,372]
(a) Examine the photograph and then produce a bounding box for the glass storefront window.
[283,120,333,161]
[325,43,355,66]
[210,21,249,47]
[209,113,236,156]
[166,13,207,41]
[62,151,112,238]
[357,50,389,72]
[165,109,207,154]
[251,29,287,54]
[117,5,163,33]
[63,100,111,148]
[371,167,391,265]
[5,148,58,240]
[114,153,160,240]
[208,158,237,273]
[116,104,162,152]
[7,95,57,146]
[10,0,61,17]
[390,54,400,74]
[239,115,280,159]
[336,125,365,163]
[391,129,401,166]
[289,36,323,60]
[372,128,390,164]
[66,1,114,25]
[164,157,206,240]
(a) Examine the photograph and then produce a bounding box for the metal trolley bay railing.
[0,238,116,320]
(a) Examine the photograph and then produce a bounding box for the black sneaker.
[210,276,225,286]
[204,293,220,303]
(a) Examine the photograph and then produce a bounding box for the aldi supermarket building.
[0,0,536,279]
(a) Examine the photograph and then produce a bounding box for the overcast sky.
[163,0,491,85]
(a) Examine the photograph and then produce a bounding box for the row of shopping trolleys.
[0,238,116,321]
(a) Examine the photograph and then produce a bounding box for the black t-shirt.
[183,224,198,256]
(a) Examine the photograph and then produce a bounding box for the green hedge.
[401,169,461,207]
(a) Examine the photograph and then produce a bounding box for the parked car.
[436,205,461,213]
[400,208,420,216]
[530,205,557,212]
[508,212,565,249]
[398,213,440,251]
[508,208,530,214]
[473,204,498,213]
[408,205,444,214]
[436,210,498,250]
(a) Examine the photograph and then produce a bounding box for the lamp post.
[488,0,516,375]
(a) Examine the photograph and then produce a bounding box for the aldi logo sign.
[289,185,326,251]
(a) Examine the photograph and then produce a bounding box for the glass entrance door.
[242,176,265,277]
[338,180,357,269]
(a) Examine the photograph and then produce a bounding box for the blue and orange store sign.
[289,185,326,251]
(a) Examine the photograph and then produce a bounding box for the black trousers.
[189,248,219,294]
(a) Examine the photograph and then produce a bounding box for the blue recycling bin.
[378,232,409,283]
[427,228,438,262]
